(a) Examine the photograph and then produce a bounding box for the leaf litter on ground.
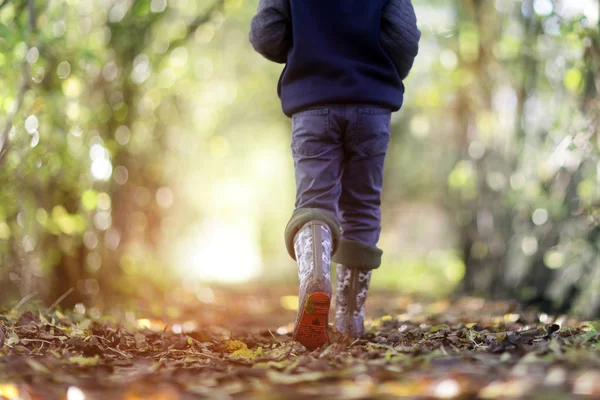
[0,287,600,399]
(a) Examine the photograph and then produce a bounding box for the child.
[250,0,420,350]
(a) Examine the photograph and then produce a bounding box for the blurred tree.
[0,0,224,308]
[452,0,600,316]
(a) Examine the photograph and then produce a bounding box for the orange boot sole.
[293,292,331,351]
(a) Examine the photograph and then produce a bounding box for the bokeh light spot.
[532,209,549,226]
[156,187,174,209]
[151,0,167,13]
[25,115,38,133]
[91,159,113,181]
[544,250,565,269]
[67,386,85,400]
[113,166,129,185]
[533,0,553,16]
[57,61,71,79]
[522,236,539,256]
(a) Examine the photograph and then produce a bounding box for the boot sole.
[293,292,330,351]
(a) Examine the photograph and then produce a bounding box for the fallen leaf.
[214,340,248,353]
[5,330,18,347]
[68,355,100,367]
[0,383,20,399]
[305,297,314,315]
[430,324,450,333]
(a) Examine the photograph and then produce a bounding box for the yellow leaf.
[0,384,20,399]
[430,324,450,333]
[305,297,314,315]
[232,346,263,359]
[136,319,151,329]
[68,355,100,367]
[220,340,247,353]
[217,340,263,359]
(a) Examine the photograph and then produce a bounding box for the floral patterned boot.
[334,265,372,338]
[292,221,333,350]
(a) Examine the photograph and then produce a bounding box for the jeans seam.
[293,108,329,117]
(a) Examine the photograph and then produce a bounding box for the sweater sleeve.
[380,0,421,80]
[249,0,292,64]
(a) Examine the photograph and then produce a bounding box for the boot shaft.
[294,221,333,296]
[335,264,372,337]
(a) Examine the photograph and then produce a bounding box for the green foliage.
[434,0,600,316]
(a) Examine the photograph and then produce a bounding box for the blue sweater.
[250,0,421,117]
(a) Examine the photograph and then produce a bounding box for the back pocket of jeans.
[291,109,330,157]
[355,108,391,157]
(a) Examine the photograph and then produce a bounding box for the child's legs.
[339,152,386,247]
[334,105,391,270]
[284,107,344,260]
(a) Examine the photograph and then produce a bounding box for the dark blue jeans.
[287,104,391,269]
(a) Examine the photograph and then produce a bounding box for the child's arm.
[249,0,292,64]
[380,0,421,80]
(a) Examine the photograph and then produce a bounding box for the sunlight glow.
[557,1,599,26]
[280,296,299,311]
[533,0,553,16]
[67,387,86,400]
[136,319,152,329]
[276,326,289,335]
[136,318,167,331]
[433,379,460,398]
[90,143,113,181]
[175,218,262,283]
[196,286,215,303]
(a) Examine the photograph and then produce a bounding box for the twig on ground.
[44,288,75,314]
[268,329,283,345]
[11,291,39,312]
[108,346,134,359]
[21,339,53,345]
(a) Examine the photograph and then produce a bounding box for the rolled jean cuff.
[332,238,383,270]
[285,208,341,260]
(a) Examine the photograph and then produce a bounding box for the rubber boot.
[334,264,372,338]
[292,221,333,350]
